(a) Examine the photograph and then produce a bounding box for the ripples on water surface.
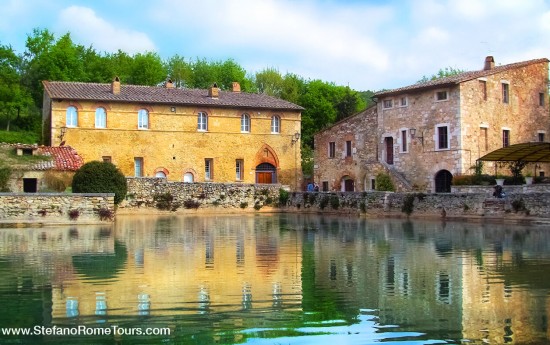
[0,214,549,344]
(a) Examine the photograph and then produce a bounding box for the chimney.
[111,76,121,94]
[208,83,219,99]
[484,56,495,70]
[165,79,174,89]
[232,82,241,93]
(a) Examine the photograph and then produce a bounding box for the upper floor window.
[399,97,408,107]
[479,80,487,101]
[198,112,208,131]
[138,109,149,129]
[401,129,408,152]
[436,125,450,150]
[502,82,509,104]
[540,92,545,106]
[271,115,280,134]
[345,141,352,157]
[328,142,335,158]
[383,99,393,109]
[502,129,510,147]
[435,90,448,101]
[95,107,106,128]
[66,106,78,127]
[241,114,250,132]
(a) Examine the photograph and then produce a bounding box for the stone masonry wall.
[121,178,282,211]
[0,193,115,223]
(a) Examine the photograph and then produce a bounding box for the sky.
[1,0,549,91]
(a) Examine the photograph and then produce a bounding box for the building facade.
[314,57,549,192]
[43,79,303,190]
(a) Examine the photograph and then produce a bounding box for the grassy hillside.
[0,131,41,145]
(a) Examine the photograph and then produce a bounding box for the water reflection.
[0,215,549,344]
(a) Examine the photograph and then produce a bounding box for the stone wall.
[121,178,283,211]
[0,193,115,223]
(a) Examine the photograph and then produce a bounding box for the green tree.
[72,161,128,205]
[418,66,464,83]
[255,67,284,96]
[127,51,166,86]
[166,54,192,88]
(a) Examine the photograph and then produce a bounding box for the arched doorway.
[340,176,355,191]
[256,163,277,184]
[435,170,453,193]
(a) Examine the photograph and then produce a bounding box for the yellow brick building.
[42,79,303,190]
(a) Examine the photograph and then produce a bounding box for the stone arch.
[182,167,197,183]
[154,167,169,178]
[254,144,279,168]
[435,170,453,193]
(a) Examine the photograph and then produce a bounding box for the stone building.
[42,79,304,190]
[314,56,549,192]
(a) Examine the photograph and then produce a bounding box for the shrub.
[319,196,329,210]
[265,196,273,205]
[360,202,366,213]
[98,208,114,221]
[72,161,127,204]
[511,198,526,212]
[279,188,290,206]
[183,199,200,209]
[68,209,80,220]
[240,202,248,209]
[254,202,262,210]
[401,194,415,215]
[375,173,395,192]
[330,195,340,209]
[154,192,174,210]
[0,165,11,192]
[44,171,72,192]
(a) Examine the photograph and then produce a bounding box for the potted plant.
[524,172,533,185]
[495,174,505,186]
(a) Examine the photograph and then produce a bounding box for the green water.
[0,214,549,344]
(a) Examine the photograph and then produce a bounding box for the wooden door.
[385,137,394,165]
[257,172,272,184]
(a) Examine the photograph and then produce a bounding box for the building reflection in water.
[1,215,550,344]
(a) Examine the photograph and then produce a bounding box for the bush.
[0,165,11,192]
[72,161,127,204]
[183,199,200,209]
[279,188,290,206]
[375,173,395,191]
[330,195,340,209]
[319,196,329,210]
[98,208,114,221]
[68,209,80,220]
[401,194,415,215]
[154,192,174,210]
[240,202,248,209]
[44,171,72,192]
[254,202,262,210]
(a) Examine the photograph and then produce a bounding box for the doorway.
[435,170,453,193]
[23,178,38,193]
[385,137,394,165]
[256,163,276,184]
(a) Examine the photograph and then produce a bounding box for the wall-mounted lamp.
[291,132,301,145]
[410,128,424,145]
[59,126,68,141]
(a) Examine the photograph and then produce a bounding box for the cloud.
[57,6,156,54]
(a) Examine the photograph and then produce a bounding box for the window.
[401,129,408,152]
[241,114,250,132]
[502,129,510,147]
[383,99,393,109]
[538,132,545,142]
[328,142,335,158]
[102,156,112,163]
[205,158,213,180]
[502,83,509,104]
[95,107,106,128]
[134,157,143,177]
[138,109,148,129]
[480,127,488,151]
[183,172,194,183]
[198,112,208,131]
[435,90,448,101]
[436,125,449,150]
[271,115,280,133]
[322,181,328,192]
[540,93,545,106]
[155,171,166,178]
[399,97,408,107]
[345,141,352,157]
[66,106,78,127]
[236,159,244,180]
[479,80,487,101]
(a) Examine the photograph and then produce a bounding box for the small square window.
[400,97,408,107]
[436,91,448,101]
[502,83,509,104]
[102,156,112,163]
[383,99,393,109]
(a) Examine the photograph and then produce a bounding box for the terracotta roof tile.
[375,58,549,97]
[42,81,304,111]
[6,144,84,171]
